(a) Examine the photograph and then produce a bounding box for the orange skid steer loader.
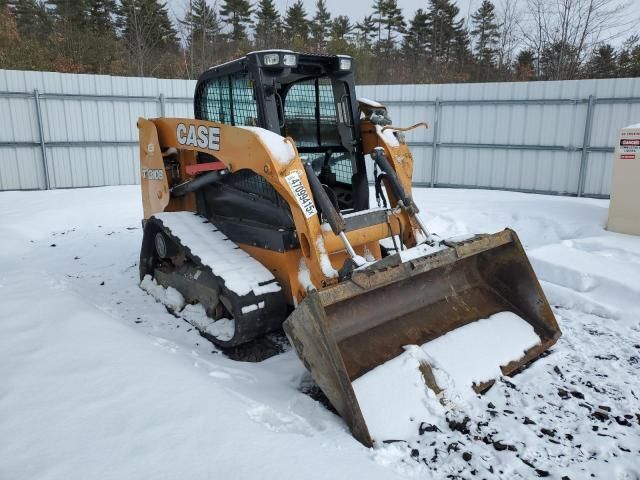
[138,51,561,446]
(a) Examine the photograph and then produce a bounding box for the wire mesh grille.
[283,78,340,147]
[222,169,287,207]
[231,75,258,126]
[306,152,353,184]
[330,155,353,184]
[197,77,231,124]
[197,74,258,126]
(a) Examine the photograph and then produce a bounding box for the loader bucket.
[283,229,561,447]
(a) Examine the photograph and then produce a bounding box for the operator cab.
[194,51,369,217]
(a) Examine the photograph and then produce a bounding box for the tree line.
[0,0,638,84]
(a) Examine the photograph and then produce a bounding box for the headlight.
[338,57,352,71]
[263,53,280,66]
[283,54,297,66]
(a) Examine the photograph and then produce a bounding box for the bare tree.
[521,0,633,80]
[496,0,520,74]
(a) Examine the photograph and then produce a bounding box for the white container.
[607,124,640,236]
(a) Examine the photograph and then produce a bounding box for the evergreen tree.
[47,0,86,25]
[9,0,50,38]
[4,0,629,83]
[470,0,500,72]
[403,8,429,60]
[539,41,580,80]
[370,0,404,60]
[515,49,535,80]
[182,0,220,43]
[355,14,376,49]
[372,0,385,42]
[255,0,281,48]
[2,3,57,70]
[85,0,119,73]
[220,0,252,42]
[452,22,472,72]
[283,0,309,47]
[381,0,404,42]
[309,0,331,52]
[310,0,330,52]
[86,0,116,33]
[425,0,468,66]
[618,36,640,78]
[402,9,430,81]
[1,5,25,68]
[330,16,352,42]
[118,0,179,76]
[327,15,353,54]
[47,0,120,73]
[585,44,617,78]
[371,0,404,43]
[181,0,221,75]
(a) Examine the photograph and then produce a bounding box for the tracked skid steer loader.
[138,51,561,446]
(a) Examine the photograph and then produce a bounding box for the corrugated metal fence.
[1,69,639,196]
[0,69,195,190]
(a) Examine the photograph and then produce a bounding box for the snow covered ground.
[1,186,639,479]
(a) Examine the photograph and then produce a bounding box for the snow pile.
[239,126,296,166]
[315,236,338,278]
[422,312,541,392]
[140,274,185,311]
[182,303,235,342]
[297,258,315,292]
[352,346,445,441]
[1,185,639,479]
[153,211,281,296]
[529,238,640,324]
[0,187,399,479]
[353,312,541,442]
[141,274,235,341]
[241,302,265,314]
[363,245,376,262]
[399,242,446,262]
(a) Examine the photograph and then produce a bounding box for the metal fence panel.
[1,69,639,196]
[358,77,640,197]
[0,69,196,190]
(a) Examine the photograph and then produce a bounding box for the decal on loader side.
[142,168,164,180]
[176,123,220,151]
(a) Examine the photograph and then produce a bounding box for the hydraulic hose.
[171,171,223,197]
[303,162,345,235]
[370,147,417,213]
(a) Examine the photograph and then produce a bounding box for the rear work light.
[338,56,352,71]
[283,54,297,66]
[263,53,280,66]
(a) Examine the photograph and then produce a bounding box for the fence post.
[158,93,166,117]
[33,89,52,190]
[577,94,595,197]
[430,97,441,188]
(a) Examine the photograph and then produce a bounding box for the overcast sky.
[167,0,640,46]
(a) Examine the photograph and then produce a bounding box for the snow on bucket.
[352,311,542,441]
[284,229,561,446]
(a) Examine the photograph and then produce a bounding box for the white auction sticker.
[285,171,317,218]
